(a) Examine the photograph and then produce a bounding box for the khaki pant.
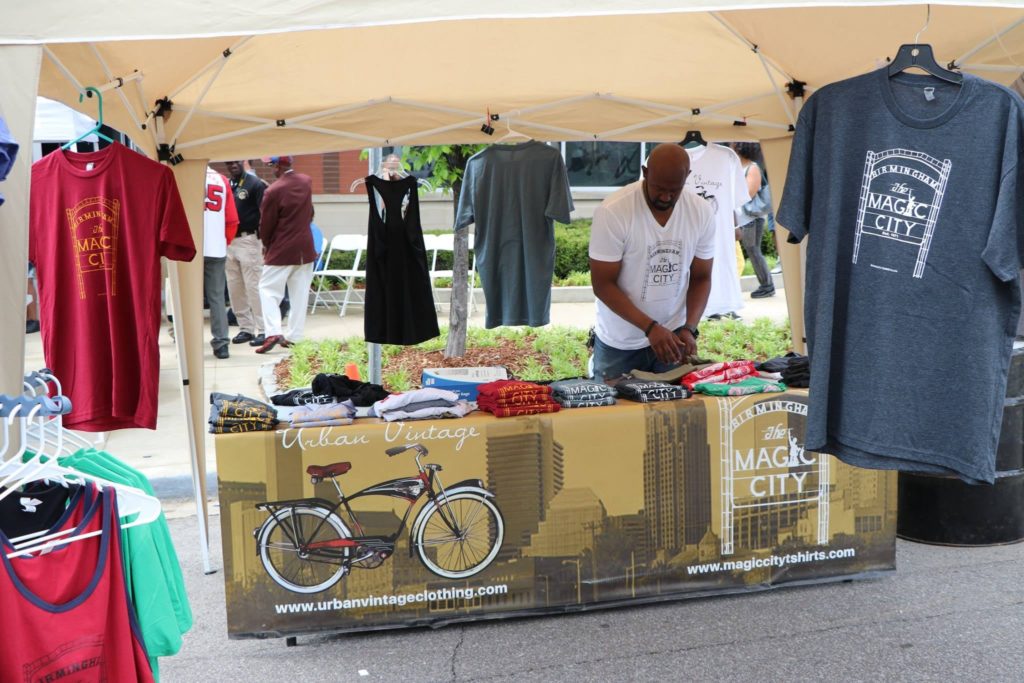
[226,233,264,335]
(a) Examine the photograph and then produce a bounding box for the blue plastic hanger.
[61,86,115,151]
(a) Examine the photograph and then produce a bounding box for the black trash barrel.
[897,345,1024,546]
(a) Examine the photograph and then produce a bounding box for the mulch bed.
[274,336,563,392]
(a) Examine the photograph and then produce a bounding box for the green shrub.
[554,271,592,287]
[553,219,592,278]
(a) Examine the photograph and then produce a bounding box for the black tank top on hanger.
[363,175,440,345]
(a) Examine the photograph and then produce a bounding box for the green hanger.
[61,86,115,151]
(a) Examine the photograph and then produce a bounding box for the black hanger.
[679,130,707,148]
[888,44,963,85]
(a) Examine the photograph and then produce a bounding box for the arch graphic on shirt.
[65,196,120,299]
[853,148,952,279]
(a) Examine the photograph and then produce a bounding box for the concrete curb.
[417,272,786,305]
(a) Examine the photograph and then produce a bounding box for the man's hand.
[677,328,698,358]
[648,324,685,365]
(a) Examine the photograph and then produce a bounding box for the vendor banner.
[215,392,897,638]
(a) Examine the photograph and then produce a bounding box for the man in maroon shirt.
[255,155,317,353]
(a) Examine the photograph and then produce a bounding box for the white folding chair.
[309,234,367,317]
[466,232,478,315]
[426,233,449,311]
[426,232,478,315]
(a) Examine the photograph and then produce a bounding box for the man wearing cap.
[254,155,317,353]
[225,160,268,347]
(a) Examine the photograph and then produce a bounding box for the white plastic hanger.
[0,403,48,499]
[497,117,531,143]
[0,382,160,557]
[350,154,433,191]
[3,459,160,558]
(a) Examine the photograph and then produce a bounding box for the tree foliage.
[400,145,486,203]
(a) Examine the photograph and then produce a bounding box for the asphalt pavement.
[162,511,1024,682]
[26,280,1024,681]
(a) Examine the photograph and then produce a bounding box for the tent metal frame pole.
[288,123,386,144]
[598,90,777,138]
[953,15,1024,68]
[388,117,483,144]
[171,48,235,146]
[709,11,795,83]
[279,97,393,125]
[42,47,85,94]
[190,109,274,124]
[175,123,277,151]
[754,49,797,128]
[166,259,213,575]
[132,77,161,153]
[497,113,592,139]
[168,36,252,101]
[155,113,212,573]
[701,111,791,131]
[516,93,604,116]
[388,98,481,118]
[87,44,147,134]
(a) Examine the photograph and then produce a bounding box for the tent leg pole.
[368,343,382,385]
[168,262,214,574]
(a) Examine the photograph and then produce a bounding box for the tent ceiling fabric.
[17,2,1024,160]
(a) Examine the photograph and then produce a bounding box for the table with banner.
[214,391,897,638]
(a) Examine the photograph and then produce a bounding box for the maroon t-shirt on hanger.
[29,143,195,431]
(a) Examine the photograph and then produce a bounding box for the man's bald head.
[642,143,691,212]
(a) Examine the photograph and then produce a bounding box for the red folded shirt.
[481,403,562,418]
[478,392,556,407]
[476,380,553,400]
[682,361,757,391]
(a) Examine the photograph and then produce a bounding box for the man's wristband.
[644,320,658,336]
[681,323,700,339]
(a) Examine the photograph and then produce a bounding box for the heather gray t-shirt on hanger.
[456,141,574,328]
[778,69,1024,483]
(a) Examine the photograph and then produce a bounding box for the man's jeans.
[591,330,683,382]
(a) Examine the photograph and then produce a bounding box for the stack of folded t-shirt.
[209,392,279,434]
[694,376,786,396]
[681,361,759,391]
[550,379,617,408]
[757,352,805,374]
[311,373,391,407]
[628,357,716,384]
[682,360,788,396]
[371,388,473,422]
[754,352,809,388]
[270,388,338,407]
[289,400,356,428]
[477,380,561,417]
[612,379,690,403]
[780,356,809,388]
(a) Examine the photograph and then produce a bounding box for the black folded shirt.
[311,374,390,407]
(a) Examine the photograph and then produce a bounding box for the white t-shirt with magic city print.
[589,180,715,350]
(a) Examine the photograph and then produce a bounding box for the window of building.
[563,141,643,189]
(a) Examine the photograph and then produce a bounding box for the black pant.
[739,218,772,288]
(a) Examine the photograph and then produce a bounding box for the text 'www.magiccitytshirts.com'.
[686,548,857,575]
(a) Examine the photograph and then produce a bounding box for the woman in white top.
[731,142,775,298]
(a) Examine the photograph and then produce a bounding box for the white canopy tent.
[2,0,1022,567]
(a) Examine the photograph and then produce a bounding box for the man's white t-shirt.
[685,144,748,316]
[589,180,716,350]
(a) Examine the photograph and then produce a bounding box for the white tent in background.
[1,0,1022,568]
[33,96,97,145]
